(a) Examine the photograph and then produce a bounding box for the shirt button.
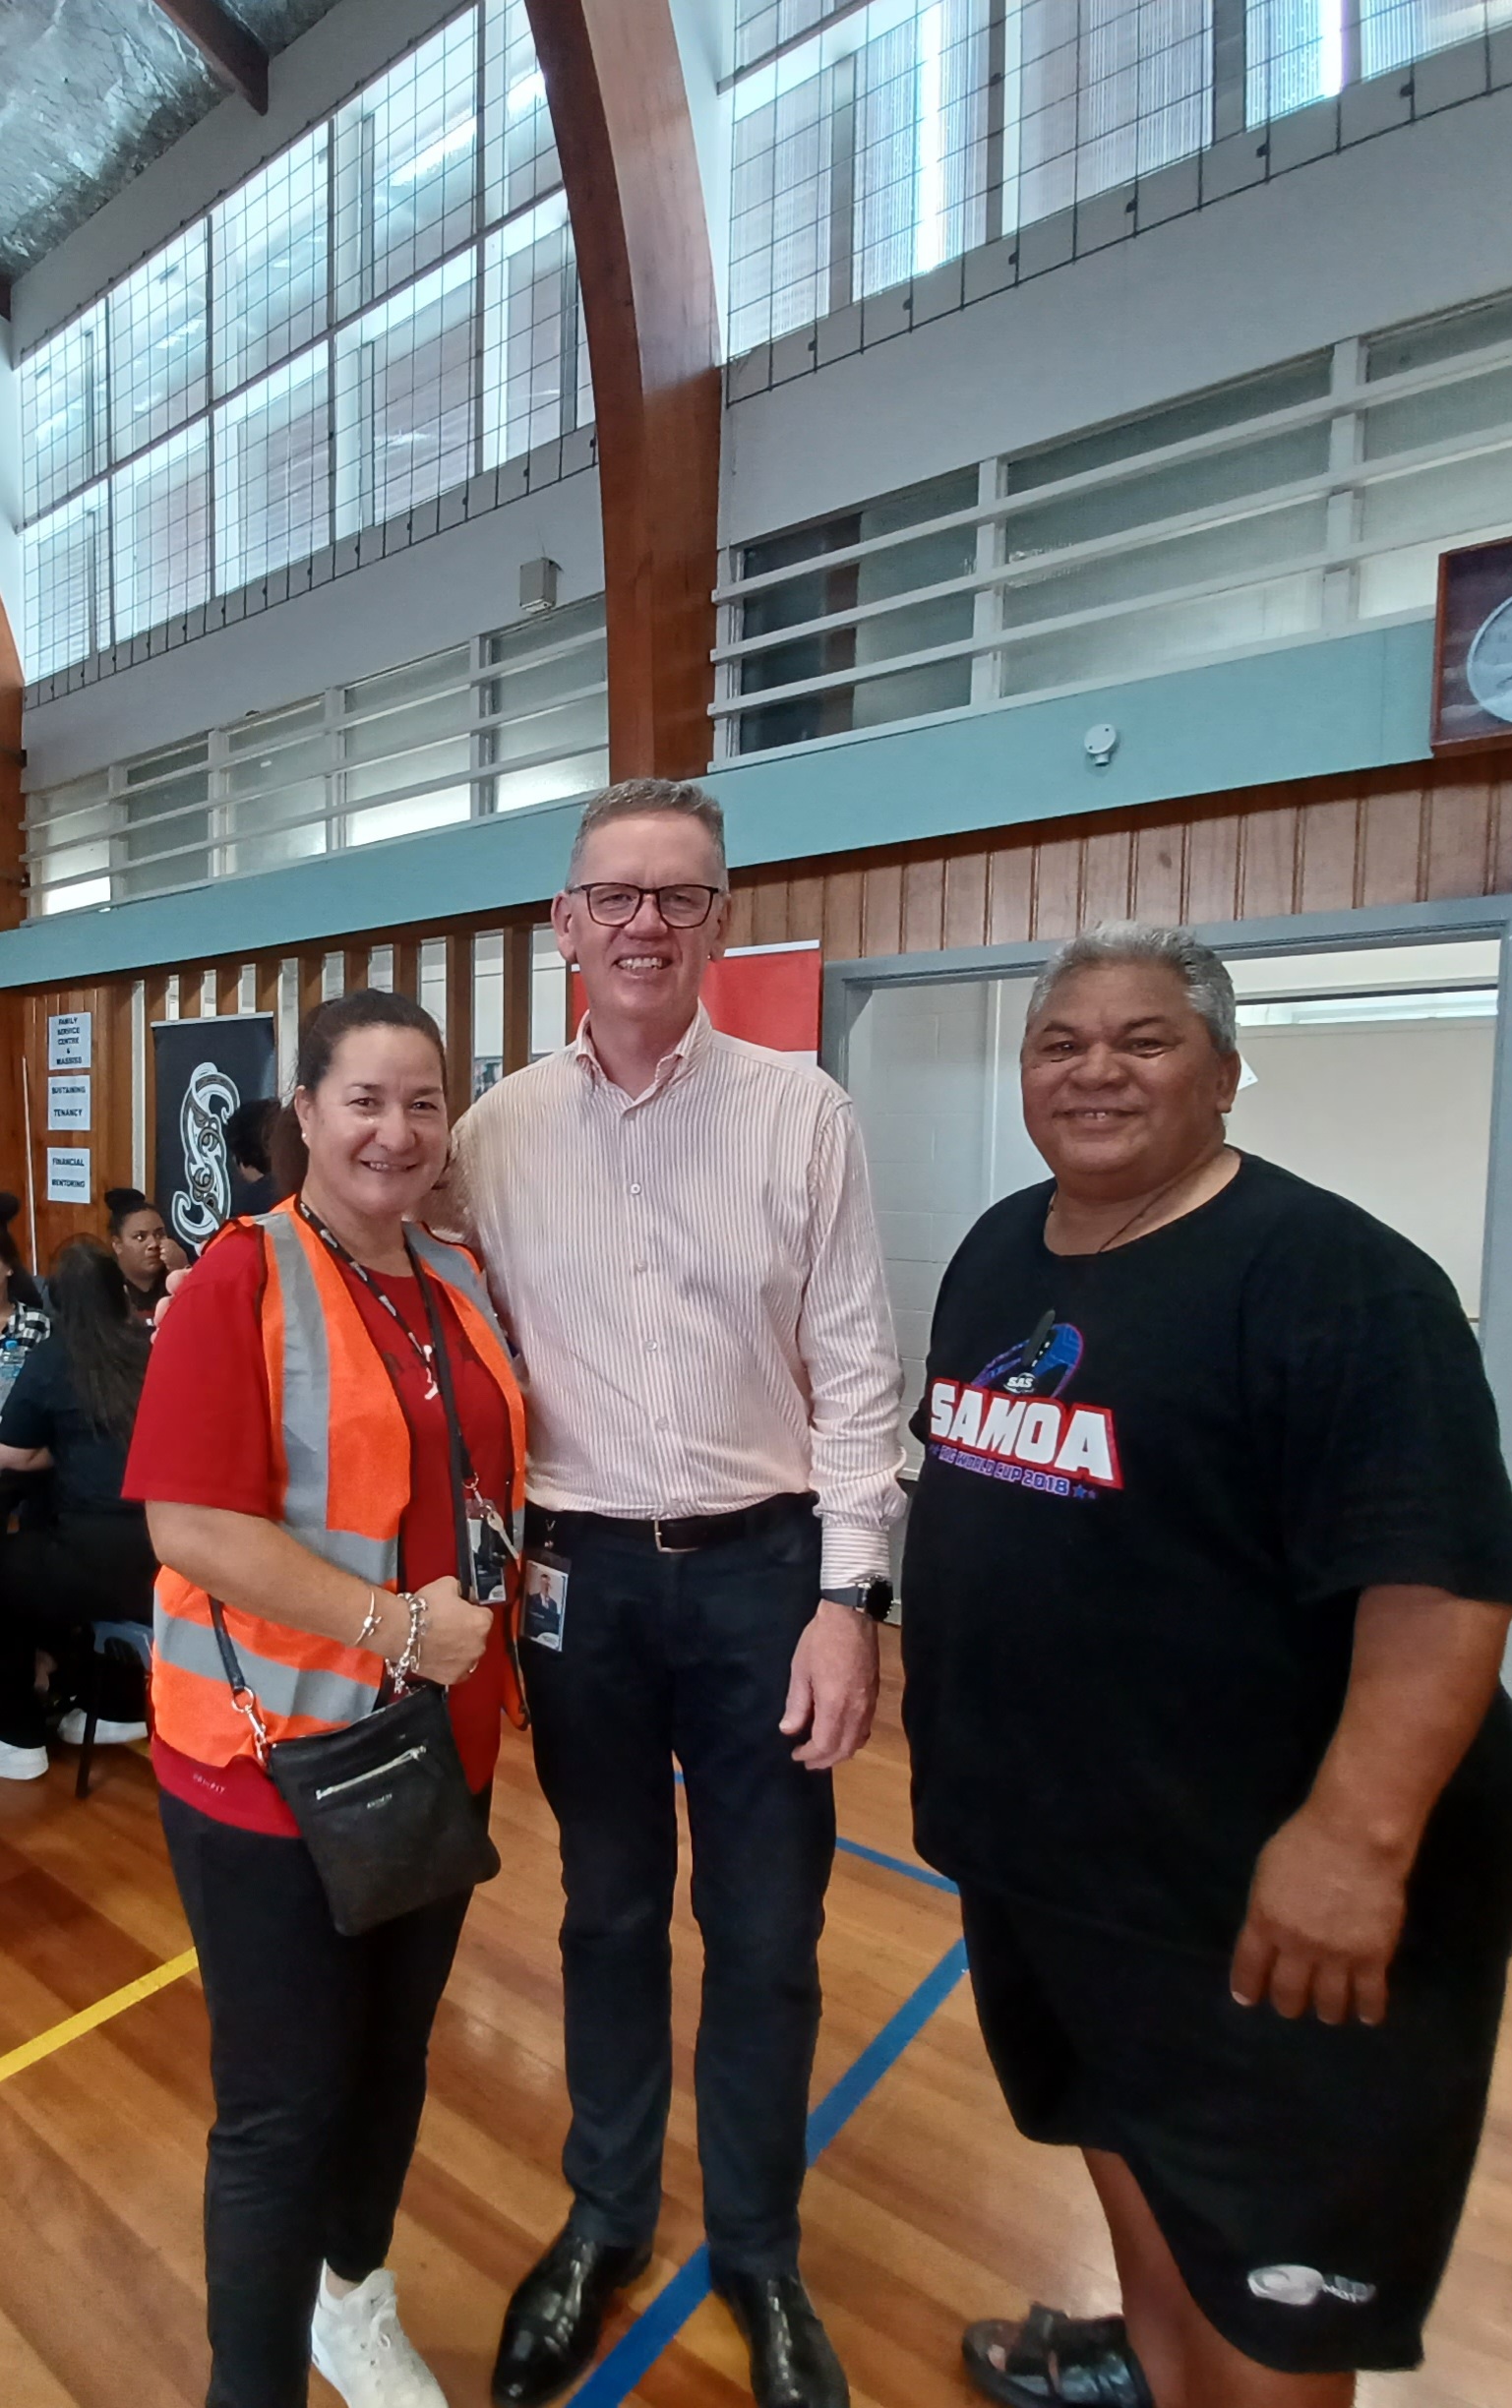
[655,1416,669,1432]
[629,1182,641,1196]
[634,1261,647,1275]
[645,1340,658,1353]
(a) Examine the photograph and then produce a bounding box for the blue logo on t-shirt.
[926,1310,1119,1499]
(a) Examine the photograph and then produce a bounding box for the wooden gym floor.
[0,1635,1507,2408]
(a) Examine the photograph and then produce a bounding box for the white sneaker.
[310,2267,448,2408]
[57,1710,149,1746]
[0,1740,48,1781]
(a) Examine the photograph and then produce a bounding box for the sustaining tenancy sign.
[46,1075,91,1132]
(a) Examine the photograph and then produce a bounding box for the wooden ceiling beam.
[150,0,269,114]
[522,0,720,780]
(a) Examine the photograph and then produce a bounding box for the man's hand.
[1230,1801,1412,2027]
[780,1601,879,1771]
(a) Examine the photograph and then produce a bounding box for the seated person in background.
[0,1237,155,1780]
[106,1186,170,1323]
[0,1193,49,1400]
[224,1096,281,1217]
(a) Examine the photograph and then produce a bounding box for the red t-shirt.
[125,1225,514,1836]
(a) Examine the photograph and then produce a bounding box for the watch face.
[1465,595,1512,724]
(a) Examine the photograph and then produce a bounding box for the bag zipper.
[313,1744,428,1802]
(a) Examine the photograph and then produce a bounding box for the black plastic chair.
[75,1621,152,1799]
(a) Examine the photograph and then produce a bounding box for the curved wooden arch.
[522,0,721,781]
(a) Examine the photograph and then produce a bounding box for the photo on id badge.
[523,1551,569,1652]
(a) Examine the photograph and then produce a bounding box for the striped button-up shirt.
[446,1006,905,1585]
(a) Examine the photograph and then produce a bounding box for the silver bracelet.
[393,1591,429,1685]
[353,1590,383,1652]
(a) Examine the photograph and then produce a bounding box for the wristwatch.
[819,1578,894,1623]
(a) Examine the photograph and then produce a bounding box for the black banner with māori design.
[151,1015,277,1252]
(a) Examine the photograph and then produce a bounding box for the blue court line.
[568,1937,969,2408]
[834,1835,958,1895]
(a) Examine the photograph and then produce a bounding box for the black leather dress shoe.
[491,2228,653,2407]
[712,2270,850,2408]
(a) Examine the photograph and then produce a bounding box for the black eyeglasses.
[568,882,725,929]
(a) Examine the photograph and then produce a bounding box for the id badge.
[466,1484,517,1606]
[522,1549,570,1652]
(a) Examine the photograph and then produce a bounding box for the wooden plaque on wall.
[1431,534,1512,755]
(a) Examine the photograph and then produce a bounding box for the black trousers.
[0,1510,155,1746]
[522,1495,835,2277]
[160,1790,477,2408]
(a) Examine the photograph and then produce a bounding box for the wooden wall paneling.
[1129,818,1186,926]
[392,939,421,1001]
[343,944,370,993]
[900,856,946,955]
[820,869,864,962]
[1424,776,1495,901]
[253,958,280,1016]
[723,882,756,951]
[1233,793,1300,921]
[296,952,325,1023]
[750,875,792,951]
[1359,779,1427,906]
[523,0,720,778]
[214,963,242,1017]
[940,848,989,952]
[860,861,904,959]
[1078,821,1136,930]
[142,972,171,1202]
[784,869,825,947]
[177,967,204,1019]
[1294,787,1362,915]
[501,925,534,1076]
[986,838,1035,943]
[1491,774,1512,897]
[1029,831,1084,939]
[444,933,474,1119]
[98,978,136,1209]
[1181,806,1243,926]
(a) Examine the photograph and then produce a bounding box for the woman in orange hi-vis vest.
[125,989,526,2408]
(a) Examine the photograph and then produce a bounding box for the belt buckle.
[652,1516,697,1555]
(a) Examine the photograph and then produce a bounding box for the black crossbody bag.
[208,1251,501,1937]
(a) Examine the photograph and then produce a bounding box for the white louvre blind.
[25,599,608,918]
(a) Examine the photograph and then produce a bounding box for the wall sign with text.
[47,1012,91,1071]
[45,1149,91,1205]
[46,1075,91,1132]
[1432,535,1512,754]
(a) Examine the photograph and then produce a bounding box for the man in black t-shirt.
[902,922,1512,2408]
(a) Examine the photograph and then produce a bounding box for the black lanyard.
[299,1201,439,1398]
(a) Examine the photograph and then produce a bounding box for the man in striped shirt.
[446,780,904,2408]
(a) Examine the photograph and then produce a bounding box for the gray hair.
[1024,922,1239,1055]
[567,778,727,885]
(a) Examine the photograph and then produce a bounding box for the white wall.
[1228,1018,1495,1316]
[722,81,1512,544]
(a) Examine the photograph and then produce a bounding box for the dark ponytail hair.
[271,989,449,1198]
[104,1185,159,1238]
[0,1193,41,1308]
[48,1235,151,1444]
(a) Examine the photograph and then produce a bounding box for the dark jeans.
[0,1510,155,1746]
[160,1790,478,2408]
[522,1495,835,2276]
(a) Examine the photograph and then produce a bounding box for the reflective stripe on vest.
[263,1210,399,1587]
[151,1202,527,1767]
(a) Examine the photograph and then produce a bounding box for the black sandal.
[962,2305,1154,2407]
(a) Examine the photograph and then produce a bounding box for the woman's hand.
[407,1577,494,1687]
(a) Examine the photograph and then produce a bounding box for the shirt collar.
[573,1003,709,1102]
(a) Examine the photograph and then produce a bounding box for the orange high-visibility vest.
[151,1202,527,1768]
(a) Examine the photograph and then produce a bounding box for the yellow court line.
[0,1946,199,2086]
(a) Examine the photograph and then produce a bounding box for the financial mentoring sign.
[152,1016,277,1251]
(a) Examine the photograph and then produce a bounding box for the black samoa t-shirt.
[901,1155,1512,1949]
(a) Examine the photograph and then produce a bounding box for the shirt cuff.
[818,1520,893,1591]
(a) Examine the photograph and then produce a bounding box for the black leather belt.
[523,1493,814,1556]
